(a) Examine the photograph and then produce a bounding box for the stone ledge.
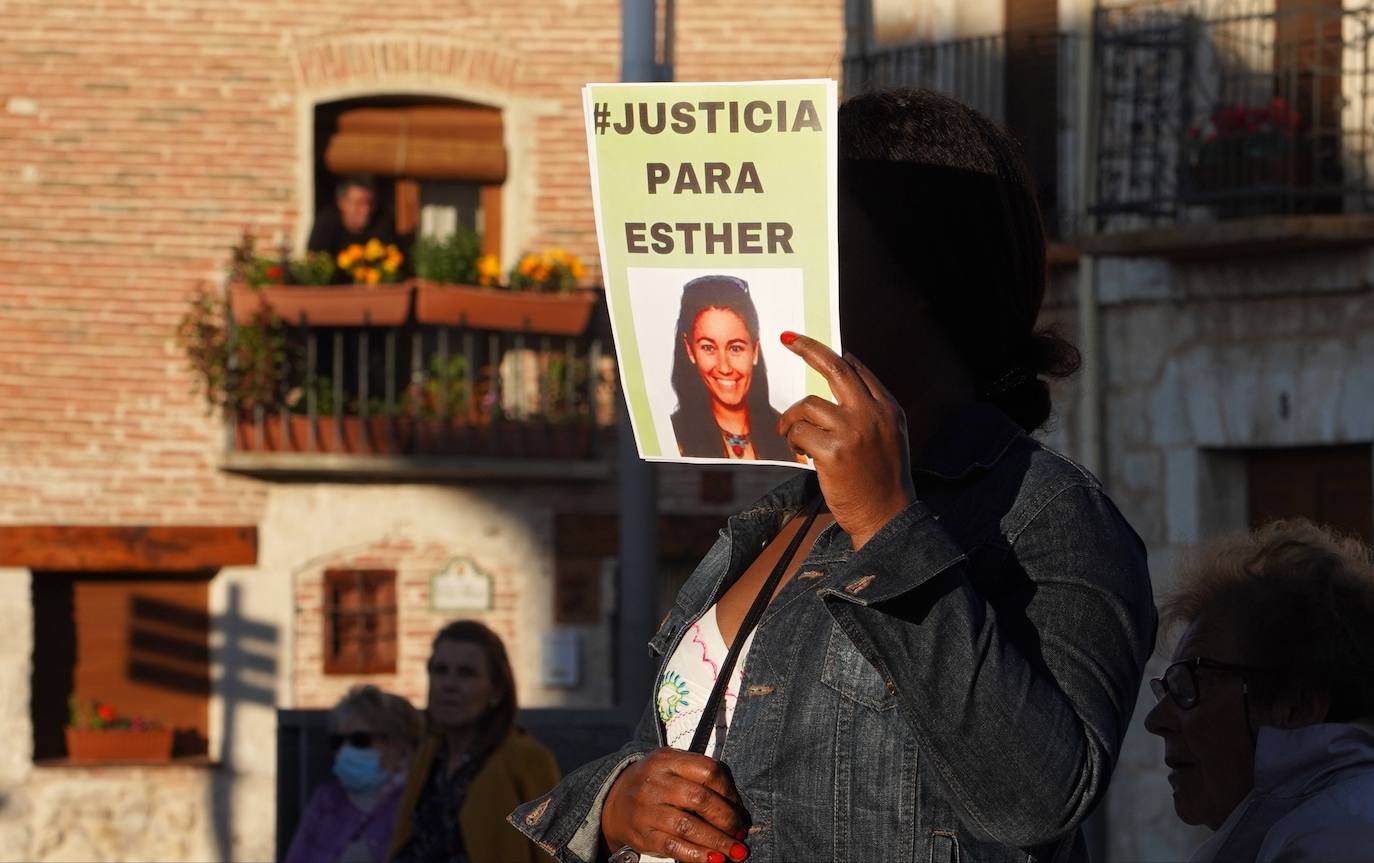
[1080,214,1374,260]
[220,452,612,482]
[32,756,219,770]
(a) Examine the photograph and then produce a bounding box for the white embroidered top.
[656,604,757,757]
[640,606,756,863]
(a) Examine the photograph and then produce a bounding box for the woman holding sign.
[512,89,1154,863]
[669,275,797,462]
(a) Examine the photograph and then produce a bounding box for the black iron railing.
[843,31,1086,240]
[1093,0,1374,228]
[227,318,614,461]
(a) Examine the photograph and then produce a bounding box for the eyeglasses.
[328,731,384,751]
[1149,657,1271,710]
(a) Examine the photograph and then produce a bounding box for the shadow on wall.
[125,584,280,861]
[207,584,278,863]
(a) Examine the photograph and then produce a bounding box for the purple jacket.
[286,777,405,863]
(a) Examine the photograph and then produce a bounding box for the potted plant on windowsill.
[229,234,412,327]
[65,697,174,763]
[412,227,597,335]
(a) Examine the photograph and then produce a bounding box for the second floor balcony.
[843,0,1374,259]
[1090,0,1374,255]
[198,282,618,480]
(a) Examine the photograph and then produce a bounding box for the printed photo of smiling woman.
[667,274,802,463]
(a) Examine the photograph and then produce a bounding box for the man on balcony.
[307,174,402,283]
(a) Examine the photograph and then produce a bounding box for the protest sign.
[582,79,839,468]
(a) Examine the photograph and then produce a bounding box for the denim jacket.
[511,404,1156,863]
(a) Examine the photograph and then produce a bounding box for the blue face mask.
[333,744,388,794]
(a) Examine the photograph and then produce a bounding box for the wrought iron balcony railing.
[842,31,1086,241]
[1092,0,1374,229]
[224,315,615,468]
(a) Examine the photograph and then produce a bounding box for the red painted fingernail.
[708,852,726,863]
[730,843,749,861]
[736,830,747,840]
[780,331,798,346]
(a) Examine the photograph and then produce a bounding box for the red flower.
[97,704,116,722]
[265,265,284,281]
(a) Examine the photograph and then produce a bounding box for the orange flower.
[364,238,385,261]
[476,254,500,286]
[338,244,363,269]
[364,267,381,285]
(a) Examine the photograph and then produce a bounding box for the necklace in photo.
[721,429,750,457]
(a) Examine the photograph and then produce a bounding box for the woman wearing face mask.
[389,620,561,863]
[286,685,422,863]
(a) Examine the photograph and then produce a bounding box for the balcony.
[1087,0,1374,258]
[216,289,616,481]
[843,30,1087,253]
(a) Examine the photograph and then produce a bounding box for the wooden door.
[1247,445,1374,543]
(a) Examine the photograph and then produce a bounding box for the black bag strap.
[687,495,824,755]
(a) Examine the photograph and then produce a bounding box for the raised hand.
[777,332,916,550]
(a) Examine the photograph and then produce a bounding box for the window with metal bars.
[323,569,397,675]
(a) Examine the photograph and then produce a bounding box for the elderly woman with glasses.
[286,685,423,863]
[1145,519,1374,861]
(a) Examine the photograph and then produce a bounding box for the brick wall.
[293,538,522,711]
[0,0,845,527]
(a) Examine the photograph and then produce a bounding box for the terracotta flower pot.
[230,282,413,327]
[65,727,174,762]
[413,280,596,335]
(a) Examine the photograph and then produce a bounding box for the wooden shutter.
[324,106,506,183]
[1275,0,1344,200]
[1004,0,1059,227]
[32,573,212,760]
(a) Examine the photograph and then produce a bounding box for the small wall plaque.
[430,558,493,612]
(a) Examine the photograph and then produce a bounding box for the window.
[315,98,505,254]
[323,569,397,675]
[31,572,212,761]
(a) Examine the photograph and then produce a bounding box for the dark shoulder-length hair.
[838,88,1080,432]
[670,275,777,455]
[429,620,517,761]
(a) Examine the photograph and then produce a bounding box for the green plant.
[68,695,163,731]
[405,353,472,419]
[289,251,337,286]
[543,353,590,417]
[229,231,287,289]
[412,224,483,285]
[177,286,290,412]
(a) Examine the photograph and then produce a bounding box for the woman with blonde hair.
[286,685,423,863]
[390,620,560,863]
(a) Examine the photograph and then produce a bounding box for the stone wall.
[1093,248,1374,862]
